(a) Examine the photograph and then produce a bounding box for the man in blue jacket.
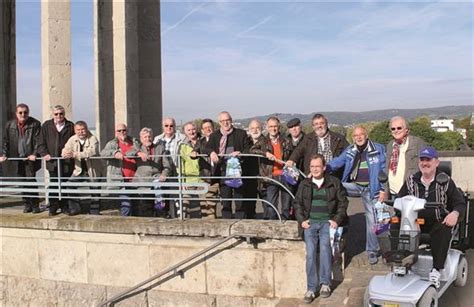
[327,126,386,265]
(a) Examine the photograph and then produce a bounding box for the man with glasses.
[1,104,42,213]
[286,113,348,178]
[153,117,185,218]
[386,116,426,198]
[38,105,75,216]
[101,123,140,216]
[204,111,251,219]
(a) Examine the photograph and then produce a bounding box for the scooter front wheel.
[454,255,468,287]
[417,287,438,307]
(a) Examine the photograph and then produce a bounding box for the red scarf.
[389,137,406,174]
[17,121,26,137]
[219,127,234,155]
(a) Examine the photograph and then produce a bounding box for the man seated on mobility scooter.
[396,146,466,287]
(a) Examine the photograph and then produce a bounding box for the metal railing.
[99,232,258,307]
[0,153,303,222]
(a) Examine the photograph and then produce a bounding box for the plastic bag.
[224,157,243,188]
[374,201,392,235]
[281,165,300,186]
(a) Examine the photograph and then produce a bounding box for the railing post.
[177,154,184,221]
[57,157,62,201]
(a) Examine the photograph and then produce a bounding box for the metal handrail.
[1,153,303,221]
[99,233,258,307]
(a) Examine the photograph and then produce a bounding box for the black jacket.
[203,128,251,176]
[38,119,75,173]
[294,175,349,238]
[398,169,466,224]
[289,130,349,175]
[286,132,305,171]
[2,116,42,175]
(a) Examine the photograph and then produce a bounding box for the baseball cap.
[419,146,438,159]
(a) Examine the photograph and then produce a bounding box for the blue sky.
[16,1,473,124]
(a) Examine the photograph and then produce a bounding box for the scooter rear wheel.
[417,287,438,307]
[454,256,468,287]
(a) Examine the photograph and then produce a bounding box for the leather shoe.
[49,210,59,217]
[23,207,33,213]
[68,210,80,216]
[32,207,41,214]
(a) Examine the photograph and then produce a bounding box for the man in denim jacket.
[327,126,386,265]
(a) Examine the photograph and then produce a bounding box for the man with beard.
[398,147,465,288]
[1,103,42,213]
[204,111,251,219]
[38,105,75,216]
[246,119,266,219]
[286,113,348,177]
[61,121,102,215]
[327,126,386,265]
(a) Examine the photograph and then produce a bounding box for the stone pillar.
[0,0,16,145]
[95,0,162,143]
[41,0,72,121]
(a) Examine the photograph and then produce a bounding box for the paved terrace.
[1,195,472,306]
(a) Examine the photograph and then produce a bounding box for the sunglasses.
[164,124,174,128]
[18,111,29,115]
[54,112,64,116]
[390,126,403,131]
[116,129,127,132]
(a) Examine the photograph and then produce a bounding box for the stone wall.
[0,214,305,306]
[439,151,474,193]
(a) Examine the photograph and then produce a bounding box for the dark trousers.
[48,163,71,214]
[68,173,101,214]
[422,222,453,270]
[17,161,39,209]
[220,184,245,219]
[265,176,292,220]
[242,179,258,219]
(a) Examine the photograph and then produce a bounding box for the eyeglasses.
[17,111,28,115]
[54,112,64,116]
[116,129,127,132]
[391,126,403,131]
[164,124,174,128]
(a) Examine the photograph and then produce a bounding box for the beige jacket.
[62,133,103,178]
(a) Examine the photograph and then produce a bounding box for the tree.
[431,131,463,151]
[409,117,437,145]
[369,121,391,145]
[466,125,474,149]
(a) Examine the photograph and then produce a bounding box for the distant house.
[431,117,454,132]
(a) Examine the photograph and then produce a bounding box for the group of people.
[1,104,467,303]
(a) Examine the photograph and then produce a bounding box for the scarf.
[318,133,333,162]
[219,127,234,155]
[349,142,367,181]
[389,137,406,174]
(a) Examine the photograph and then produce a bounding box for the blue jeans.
[265,176,292,220]
[342,182,379,254]
[304,222,332,291]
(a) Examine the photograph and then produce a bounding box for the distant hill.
[236,105,473,127]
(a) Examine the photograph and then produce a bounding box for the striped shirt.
[310,183,329,222]
[355,154,369,186]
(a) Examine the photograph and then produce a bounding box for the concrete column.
[0,0,16,144]
[95,0,162,143]
[41,0,72,121]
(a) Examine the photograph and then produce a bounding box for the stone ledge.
[0,212,300,240]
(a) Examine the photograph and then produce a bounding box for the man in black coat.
[204,111,251,219]
[1,104,42,213]
[294,154,348,302]
[38,105,75,215]
[287,113,348,178]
